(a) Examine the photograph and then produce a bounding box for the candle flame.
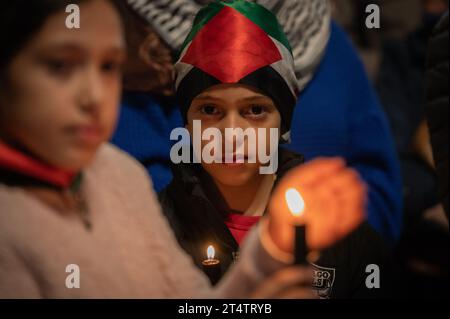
[207,245,215,259]
[285,188,305,217]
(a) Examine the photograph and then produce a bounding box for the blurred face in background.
[0,0,125,172]
[121,4,174,95]
[422,0,448,14]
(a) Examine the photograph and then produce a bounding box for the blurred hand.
[250,267,316,299]
[266,157,367,253]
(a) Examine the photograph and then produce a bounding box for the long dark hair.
[0,0,122,74]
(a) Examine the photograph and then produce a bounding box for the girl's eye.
[245,105,267,118]
[101,60,122,74]
[46,60,74,76]
[200,105,220,115]
[250,105,264,115]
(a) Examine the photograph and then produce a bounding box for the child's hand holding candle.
[265,158,367,258]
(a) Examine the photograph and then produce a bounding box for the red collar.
[0,142,76,188]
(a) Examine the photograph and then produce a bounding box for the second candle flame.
[207,245,215,260]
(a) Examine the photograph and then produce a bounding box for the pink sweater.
[0,144,285,298]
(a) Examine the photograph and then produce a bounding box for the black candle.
[202,245,221,285]
[285,188,309,265]
[294,225,308,265]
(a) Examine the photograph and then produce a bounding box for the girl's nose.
[219,113,250,152]
[77,66,104,114]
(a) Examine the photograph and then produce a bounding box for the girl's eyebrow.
[240,95,272,103]
[37,43,125,56]
[104,47,127,60]
[194,95,222,101]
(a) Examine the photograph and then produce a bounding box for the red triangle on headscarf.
[0,142,76,188]
[181,6,282,83]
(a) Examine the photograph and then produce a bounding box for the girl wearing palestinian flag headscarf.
[160,0,394,298]
[0,0,324,299]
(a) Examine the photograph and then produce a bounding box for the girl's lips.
[222,162,246,168]
[69,124,103,145]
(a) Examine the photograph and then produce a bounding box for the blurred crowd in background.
[332,0,448,298]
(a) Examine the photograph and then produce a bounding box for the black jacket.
[425,12,449,218]
[159,148,394,298]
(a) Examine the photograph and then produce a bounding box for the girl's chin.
[213,174,260,188]
[204,164,261,186]
[47,152,97,172]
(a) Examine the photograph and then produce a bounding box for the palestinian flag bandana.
[174,0,299,140]
[126,0,330,90]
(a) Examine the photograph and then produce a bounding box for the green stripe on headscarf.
[223,0,292,52]
[179,0,292,56]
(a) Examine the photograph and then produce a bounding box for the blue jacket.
[112,22,403,244]
[287,23,403,243]
[111,95,183,193]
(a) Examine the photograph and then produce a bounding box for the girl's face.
[0,0,125,172]
[187,84,281,188]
